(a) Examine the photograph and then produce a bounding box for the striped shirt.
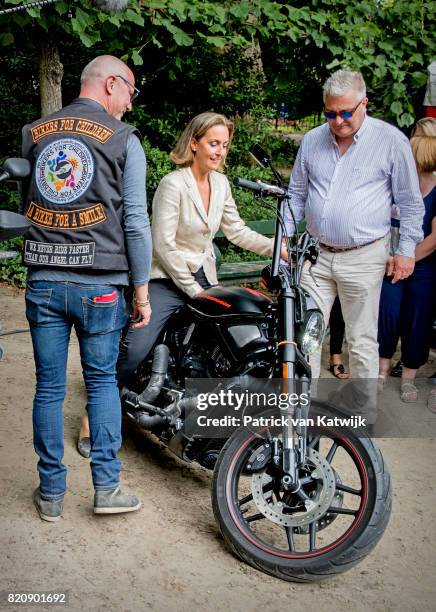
[284,115,424,257]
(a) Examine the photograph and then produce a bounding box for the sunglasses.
[324,99,364,120]
[115,74,140,103]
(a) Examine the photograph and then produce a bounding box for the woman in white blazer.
[77,112,287,454]
[115,111,287,386]
[77,112,286,455]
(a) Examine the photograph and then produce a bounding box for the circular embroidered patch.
[35,138,94,204]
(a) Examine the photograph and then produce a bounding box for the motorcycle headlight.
[299,310,325,355]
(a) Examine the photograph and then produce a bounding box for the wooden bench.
[215,220,306,285]
[215,219,275,285]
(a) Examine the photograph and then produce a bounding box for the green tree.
[1,0,433,128]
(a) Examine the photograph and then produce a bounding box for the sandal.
[329,363,349,380]
[390,360,403,378]
[400,382,419,403]
[378,374,387,393]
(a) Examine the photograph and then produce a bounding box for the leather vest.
[22,98,140,271]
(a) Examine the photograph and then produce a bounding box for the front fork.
[278,287,310,492]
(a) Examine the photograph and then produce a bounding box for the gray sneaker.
[33,488,63,522]
[94,486,141,515]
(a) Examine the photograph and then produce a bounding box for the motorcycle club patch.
[35,138,94,204]
[24,240,95,266]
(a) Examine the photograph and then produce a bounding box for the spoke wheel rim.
[226,427,370,559]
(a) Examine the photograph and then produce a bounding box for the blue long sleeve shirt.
[284,115,424,257]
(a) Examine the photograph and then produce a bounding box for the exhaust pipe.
[123,344,170,429]
[130,412,164,429]
[138,344,169,403]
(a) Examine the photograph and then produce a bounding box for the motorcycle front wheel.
[212,412,391,582]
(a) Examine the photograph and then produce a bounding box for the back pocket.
[82,294,120,334]
[25,285,53,324]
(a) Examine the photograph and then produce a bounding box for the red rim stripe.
[226,427,368,559]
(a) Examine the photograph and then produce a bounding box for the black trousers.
[117,271,211,387]
[329,296,345,356]
[378,268,435,369]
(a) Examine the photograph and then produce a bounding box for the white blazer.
[150,166,274,297]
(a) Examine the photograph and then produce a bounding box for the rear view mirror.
[0,210,30,241]
[249,144,272,169]
[0,158,31,181]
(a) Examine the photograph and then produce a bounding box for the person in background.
[23,55,152,520]
[329,296,349,379]
[378,118,436,406]
[284,69,424,380]
[423,61,436,118]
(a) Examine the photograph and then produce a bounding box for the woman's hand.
[131,303,152,329]
[280,238,289,261]
[391,254,415,284]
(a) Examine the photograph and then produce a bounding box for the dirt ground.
[0,283,435,612]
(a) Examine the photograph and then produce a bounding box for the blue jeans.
[25,281,128,500]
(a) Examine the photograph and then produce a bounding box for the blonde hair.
[412,117,436,137]
[170,112,234,168]
[410,118,436,173]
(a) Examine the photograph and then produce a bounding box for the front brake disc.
[251,448,336,528]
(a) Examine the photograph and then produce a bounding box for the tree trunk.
[243,40,265,81]
[39,29,63,117]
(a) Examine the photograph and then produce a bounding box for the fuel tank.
[189,286,272,317]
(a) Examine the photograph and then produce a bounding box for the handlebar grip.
[233,177,263,193]
[234,177,287,198]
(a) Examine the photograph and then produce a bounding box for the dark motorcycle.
[124,147,392,581]
[1,155,391,579]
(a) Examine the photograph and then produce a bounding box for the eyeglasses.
[115,74,140,103]
[324,99,364,120]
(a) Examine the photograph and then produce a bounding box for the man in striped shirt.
[285,69,424,379]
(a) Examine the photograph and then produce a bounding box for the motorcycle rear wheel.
[212,413,391,582]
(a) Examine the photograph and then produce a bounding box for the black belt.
[320,237,381,253]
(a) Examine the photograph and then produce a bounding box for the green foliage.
[141,139,173,203]
[0,0,433,278]
[229,106,276,166]
[227,163,284,221]
[217,242,263,263]
[265,136,299,169]
[0,0,434,129]
[0,51,39,157]
[0,238,26,287]
[0,181,21,213]
[314,0,435,127]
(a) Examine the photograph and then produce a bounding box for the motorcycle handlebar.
[0,158,31,182]
[233,177,286,198]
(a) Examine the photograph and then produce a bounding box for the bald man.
[21,55,152,521]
